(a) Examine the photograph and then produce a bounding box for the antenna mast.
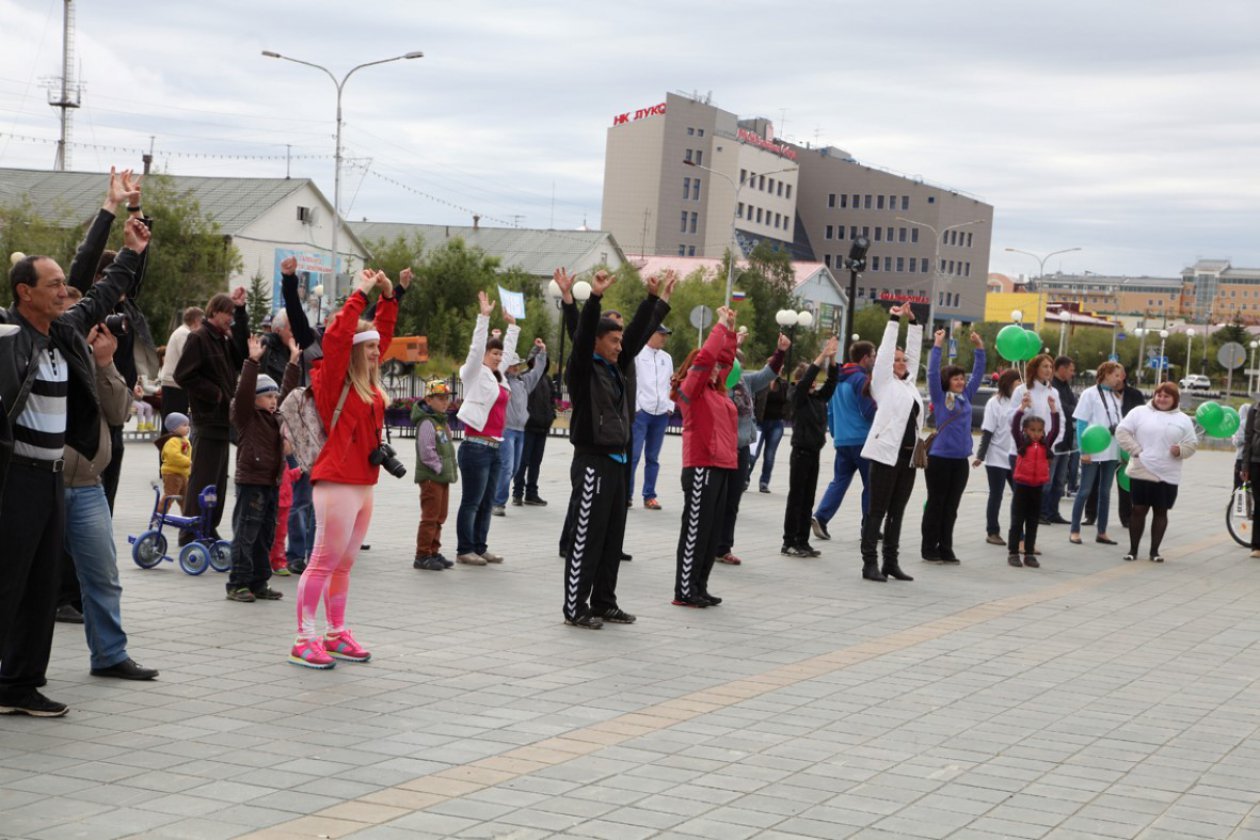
[49,0,81,171]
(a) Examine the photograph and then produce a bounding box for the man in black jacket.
[173,287,249,542]
[0,183,150,718]
[513,345,554,506]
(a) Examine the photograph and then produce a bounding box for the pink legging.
[296,482,374,640]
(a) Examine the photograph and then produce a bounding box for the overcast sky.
[2,0,1258,278]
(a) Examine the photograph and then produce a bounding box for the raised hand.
[399,267,414,289]
[552,268,574,303]
[534,337,546,351]
[122,170,142,212]
[1021,393,1032,410]
[824,335,840,358]
[87,324,117,367]
[777,333,791,352]
[934,329,946,347]
[660,270,678,303]
[374,269,393,298]
[122,216,151,253]
[504,308,517,326]
[716,305,736,329]
[248,335,264,362]
[970,330,984,348]
[104,166,133,211]
[478,290,495,317]
[645,274,661,297]
[591,270,615,296]
[357,269,377,296]
[287,334,301,362]
[230,285,248,308]
[280,256,298,276]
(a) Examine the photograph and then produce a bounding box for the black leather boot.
[862,559,887,582]
[882,559,914,581]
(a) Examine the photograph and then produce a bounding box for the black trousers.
[1008,482,1043,554]
[162,385,189,419]
[717,448,750,556]
[922,455,970,560]
[228,483,278,593]
[675,466,729,601]
[782,447,821,547]
[563,454,628,621]
[1249,462,1260,550]
[184,428,230,534]
[101,424,125,512]
[0,464,64,693]
[513,430,548,500]
[863,451,916,565]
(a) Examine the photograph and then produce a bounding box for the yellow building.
[984,292,1048,329]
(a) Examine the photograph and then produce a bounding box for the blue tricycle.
[129,482,232,575]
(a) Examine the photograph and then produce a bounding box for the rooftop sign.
[612,102,667,126]
[737,128,797,161]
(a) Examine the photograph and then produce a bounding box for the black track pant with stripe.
[674,466,729,601]
[563,454,628,621]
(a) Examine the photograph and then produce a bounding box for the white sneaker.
[480,551,504,564]
[457,553,487,566]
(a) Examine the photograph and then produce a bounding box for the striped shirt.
[14,346,69,461]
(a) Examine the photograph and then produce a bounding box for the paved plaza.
[4,433,1260,840]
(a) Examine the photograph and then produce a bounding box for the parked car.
[1179,374,1211,391]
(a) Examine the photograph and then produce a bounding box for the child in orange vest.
[1009,393,1060,568]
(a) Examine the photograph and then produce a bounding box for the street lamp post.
[776,308,814,371]
[1185,328,1195,385]
[1133,327,1147,385]
[897,217,986,331]
[1004,246,1082,357]
[1249,340,1259,395]
[261,49,423,303]
[1158,330,1169,384]
[683,159,794,308]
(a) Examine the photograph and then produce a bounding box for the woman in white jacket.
[1115,382,1197,563]
[858,303,924,583]
[1008,353,1066,546]
[973,368,1021,545]
[453,291,520,566]
[1069,362,1125,546]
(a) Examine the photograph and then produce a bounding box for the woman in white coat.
[453,291,519,566]
[1115,381,1197,563]
[1069,362,1125,545]
[858,303,923,583]
[1008,353,1066,544]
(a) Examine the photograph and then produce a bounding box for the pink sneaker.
[289,637,335,669]
[324,630,371,662]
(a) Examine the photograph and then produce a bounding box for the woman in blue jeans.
[1069,362,1125,545]
[973,369,1020,544]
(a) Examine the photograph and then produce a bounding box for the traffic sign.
[1147,356,1169,370]
[1218,341,1246,370]
[688,305,714,331]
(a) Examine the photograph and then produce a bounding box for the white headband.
[353,330,381,346]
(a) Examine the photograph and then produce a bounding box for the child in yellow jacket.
[155,412,192,513]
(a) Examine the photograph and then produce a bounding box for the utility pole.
[49,0,81,171]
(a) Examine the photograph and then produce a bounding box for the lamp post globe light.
[1011,309,1023,324]
[261,49,423,303]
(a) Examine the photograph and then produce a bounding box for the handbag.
[912,405,966,470]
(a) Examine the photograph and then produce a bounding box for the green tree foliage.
[245,272,271,333]
[0,196,91,308]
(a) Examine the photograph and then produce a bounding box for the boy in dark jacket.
[412,380,458,571]
[226,336,299,602]
[781,337,840,557]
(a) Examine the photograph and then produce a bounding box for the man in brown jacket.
[173,288,249,542]
[62,324,158,680]
[225,335,300,602]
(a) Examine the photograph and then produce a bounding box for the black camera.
[369,442,406,478]
[104,313,130,338]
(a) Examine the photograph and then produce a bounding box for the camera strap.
[1097,384,1119,431]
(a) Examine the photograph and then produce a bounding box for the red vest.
[1013,440,1050,487]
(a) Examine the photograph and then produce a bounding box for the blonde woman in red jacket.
[290,270,398,670]
[670,306,739,608]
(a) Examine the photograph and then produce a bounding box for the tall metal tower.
[48,0,81,171]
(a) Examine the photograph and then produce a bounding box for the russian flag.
[731,290,747,301]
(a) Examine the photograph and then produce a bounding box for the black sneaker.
[620,552,633,562]
[90,658,159,680]
[565,612,604,629]
[601,607,637,624]
[811,517,831,541]
[781,544,809,557]
[226,588,256,603]
[940,557,961,565]
[523,496,548,506]
[671,596,709,608]
[288,559,307,575]
[511,497,523,507]
[413,555,446,571]
[1023,556,1040,568]
[1008,553,1023,567]
[700,591,723,606]
[436,553,454,568]
[252,587,284,600]
[0,689,68,717]
[55,604,84,624]
[799,543,822,557]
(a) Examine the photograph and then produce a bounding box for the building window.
[928,195,935,204]
[688,245,696,256]
[877,195,885,210]
[909,259,917,273]
[785,184,792,199]
[898,227,907,243]
[740,168,747,184]
[785,214,791,230]
[864,194,872,209]
[966,232,973,247]
[768,178,775,194]
[687,127,695,136]
[697,128,704,136]
[825,225,834,240]
[850,226,858,239]
[911,228,919,243]
[836,225,844,240]
[824,254,832,267]
[874,227,882,241]
[759,175,766,190]
[965,261,971,276]
[737,202,744,219]
[690,212,698,234]
[678,244,686,256]
[886,227,894,241]
[695,151,703,166]
[872,256,881,271]
[828,193,836,208]
[858,287,865,297]
[901,196,909,210]
[777,181,784,197]
[684,149,693,163]
[694,179,701,201]
[683,177,691,200]
[897,257,905,272]
[756,207,763,223]
[775,212,782,227]
[680,211,688,233]
[839,194,848,209]
[852,194,860,208]
[921,258,928,272]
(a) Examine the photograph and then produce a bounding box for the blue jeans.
[457,440,501,555]
[492,429,525,507]
[813,444,870,524]
[1071,459,1117,534]
[285,460,313,564]
[985,465,1013,536]
[630,411,670,500]
[1042,454,1064,518]
[63,484,129,670]
[1067,450,1081,493]
[752,419,785,488]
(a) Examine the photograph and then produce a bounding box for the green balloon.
[1022,329,1042,360]
[1080,423,1113,455]
[1211,406,1240,439]
[996,324,1026,362]
[1195,401,1224,432]
[1120,448,1130,463]
[725,359,743,390]
[1117,463,1130,491]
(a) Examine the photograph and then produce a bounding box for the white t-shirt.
[1009,380,1067,452]
[1117,405,1195,485]
[1073,385,1123,462]
[980,394,1014,469]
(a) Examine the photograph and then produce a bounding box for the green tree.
[0,196,92,308]
[245,272,271,333]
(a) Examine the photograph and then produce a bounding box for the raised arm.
[67,167,137,293]
[461,292,494,383]
[927,340,945,407]
[680,318,735,404]
[315,272,372,425]
[280,257,318,350]
[567,289,604,387]
[520,343,549,391]
[61,218,148,336]
[965,336,987,399]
